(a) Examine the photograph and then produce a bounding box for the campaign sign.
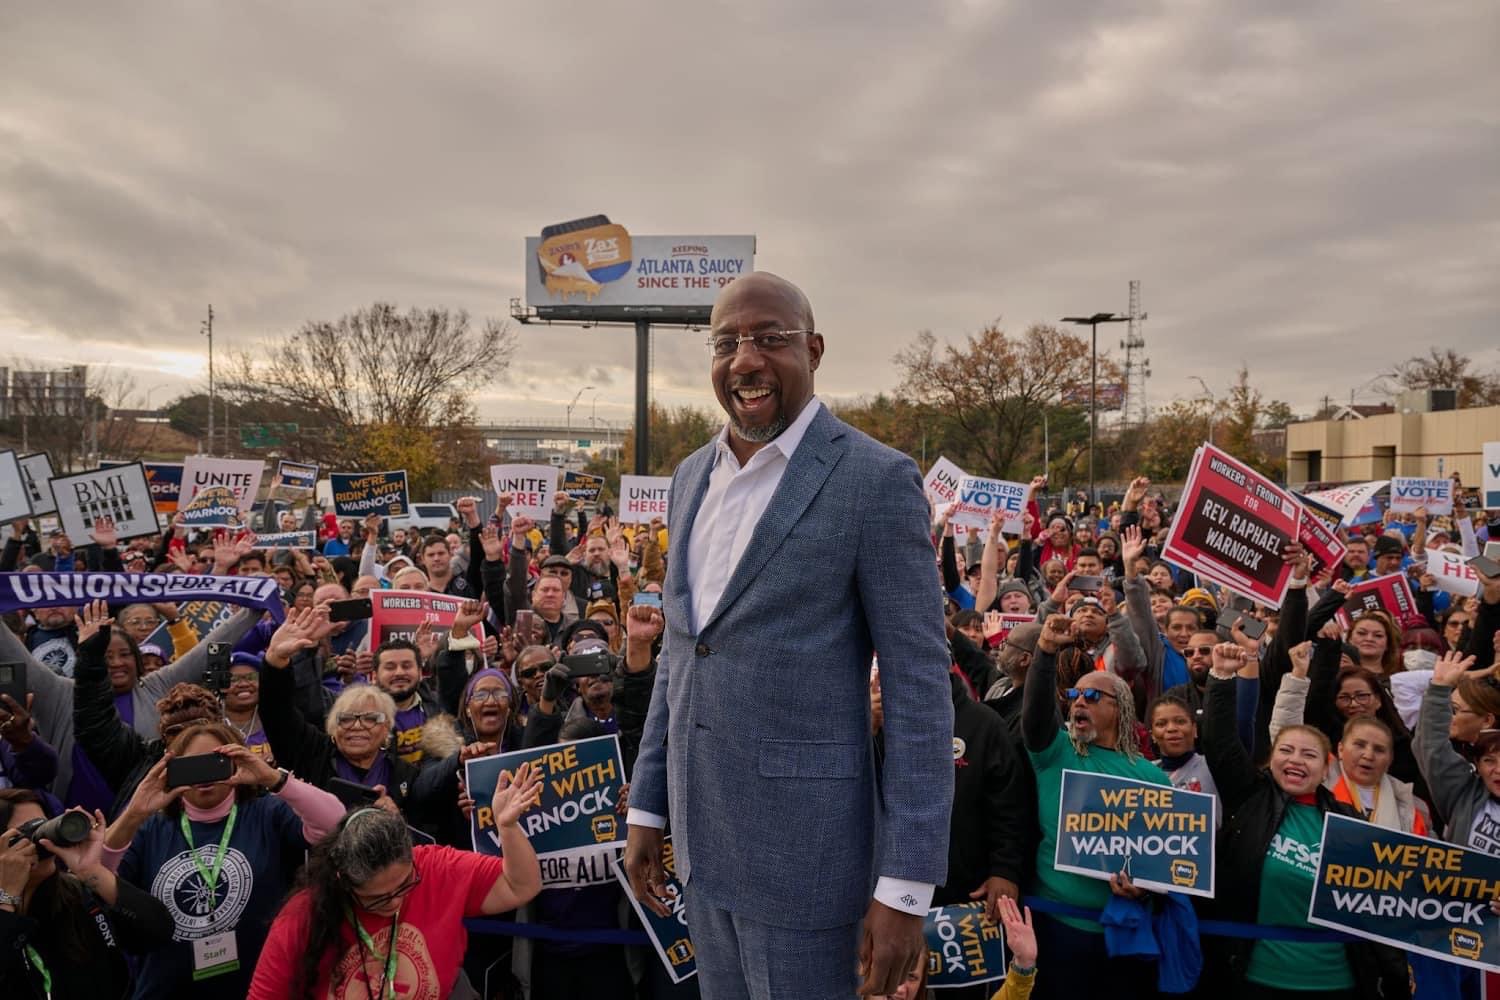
[0,450,33,523]
[489,464,558,519]
[1301,480,1388,523]
[1390,477,1454,516]
[925,902,1009,990]
[330,470,409,517]
[181,457,265,515]
[924,457,967,508]
[254,530,318,551]
[1426,550,1481,598]
[1160,444,1301,608]
[561,470,605,505]
[951,476,1029,533]
[274,460,319,493]
[179,485,243,529]
[619,475,671,523]
[17,453,56,515]
[142,462,183,514]
[1484,442,1500,509]
[1309,814,1500,972]
[368,589,480,649]
[142,600,236,656]
[1296,501,1348,578]
[1053,770,1215,898]
[1336,572,1424,630]
[613,837,695,984]
[49,463,160,541]
[466,735,626,863]
[0,573,284,622]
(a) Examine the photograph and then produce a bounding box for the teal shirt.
[1028,729,1171,931]
[1246,802,1356,990]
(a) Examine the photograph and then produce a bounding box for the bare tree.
[1380,347,1500,407]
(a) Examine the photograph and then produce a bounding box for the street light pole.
[1062,312,1129,506]
[1191,376,1216,445]
[566,385,593,437]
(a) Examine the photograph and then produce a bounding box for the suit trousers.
[685,895,862,1000]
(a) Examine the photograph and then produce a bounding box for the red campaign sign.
[983,612,1035,643]
[1297,501,1348,578]
[1160,444,1302,608]
[1335,573,1425,631]
[368,589,482,650]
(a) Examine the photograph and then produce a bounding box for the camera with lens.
[8,812,91,859]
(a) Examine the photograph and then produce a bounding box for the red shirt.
[248,845,503,1000]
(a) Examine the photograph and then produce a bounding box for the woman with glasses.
[510,645,555,730]
[248,770,543,1000]
[117,602,196,662]
[99,721,344,998]
[1440,607,1473,654]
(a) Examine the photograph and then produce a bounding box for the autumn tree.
[604,402,720,482]
[1380,347,1500,407]
[894,323,1113,479]
[1137,399,1214,482]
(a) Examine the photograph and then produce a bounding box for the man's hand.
[1120,525,1145,575]
[89,515,118,549]
[496,492,513,511]
[1036,614,1071,654]
[1049,570,1077,607]
[510,515,534,543]
[623,824,672,918]
[363,514,381,540]
[968,876,1018,923]
[857,900,925,996]
[1210,641,1248,677]
[624,603,663,644]
[1288,640,1313,678]
[479,525,505,562]
[869,669,883,735]
[553,492,575,514]
[455,496,482,530]
[452,598,486,639]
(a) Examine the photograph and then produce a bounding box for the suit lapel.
[700,408,847,631]
[667,443,716,611]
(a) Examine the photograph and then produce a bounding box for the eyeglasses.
[1065,688,1119,704]
[1334,692,1375,706]
[121,617,158,628]
[1186,645,1215,658]
[1445,620,1470,630]
[227,674,260,687]
[352,865,422,909]
[705,329,813,357]
[468,689,510,705]
[336,711,389,729]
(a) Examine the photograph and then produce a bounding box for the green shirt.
[1028,728,1171,931]
[1246,802,1355,990]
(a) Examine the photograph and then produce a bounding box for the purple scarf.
[334,750,392,790]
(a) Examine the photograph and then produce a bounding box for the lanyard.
[179,804,238,897]
[23,943,51,1000]
[346,905,400,1000]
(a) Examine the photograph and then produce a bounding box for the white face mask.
[1403,649,1438,673]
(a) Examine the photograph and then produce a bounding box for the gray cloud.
[0,0,1494,430]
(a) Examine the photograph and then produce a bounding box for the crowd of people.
[0,459,1498,998]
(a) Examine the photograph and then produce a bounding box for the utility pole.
[202,305,215,455]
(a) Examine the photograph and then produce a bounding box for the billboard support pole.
[634,319,650,475]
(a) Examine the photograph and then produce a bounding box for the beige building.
[1286,397,1500,486]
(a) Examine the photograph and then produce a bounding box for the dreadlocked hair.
[290,807,412,999]
[1069,671,1143,762]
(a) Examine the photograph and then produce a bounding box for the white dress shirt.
[626,397,934,916]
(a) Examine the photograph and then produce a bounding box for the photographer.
[0,790,173,999]
[522,635,618,750]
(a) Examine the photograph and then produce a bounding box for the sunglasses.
[1185,645,1216,657]
[1065,688,1118,704]
[515,663,554,681]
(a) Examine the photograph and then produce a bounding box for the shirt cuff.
[626,808,666,829]
[874,877,934,915]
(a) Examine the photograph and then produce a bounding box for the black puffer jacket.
[1200,674,1410,996]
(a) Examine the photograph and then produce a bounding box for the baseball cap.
[541,554,573,570]
[1070,596,1104,616]
[1181,588,1218,611]
[1003,622,1043,654]
[1373,535,1405,558]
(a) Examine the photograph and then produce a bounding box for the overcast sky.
[2,1,1496,436]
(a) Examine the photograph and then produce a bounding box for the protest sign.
[17,453,56,515]
[613,837,695,983]
[488,464,558,519]
[142,600,236,655]
[0,573,284,622]
[178,485,244,529]
[253,530,318,551]
[924,902,1008,989]
[1309,813,1500,972]
[1053,770,1215,897]
[330,470,410,517]
[368,589,481,649]
[1296,501,1348,578]
[923,457,966,508]
[619,475,672,523]
[983,613,1035,643]
[1426,549,1481,598]
[0,451,32,523]
[1160,444,1301,608]
[466,735,626,864]
[1301,480,1388,523]
[1390,477,1454,516]
[143,462,183,514]
[49,463,159,540]
[1484,442,1500,509]
[950,476,1029,533]
[1336,572,1424,630]
[273,460,318,493]
[180,457,265,515]
[561,470,605,506]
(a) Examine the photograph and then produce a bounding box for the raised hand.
[1432,650,1481,688]
[264,605,329,667]
[510,515,534,542]
[452,598,487,638]
[1123,476,1150,511]
[413,620,439,662]
[1288,641,1313,678]
[1120,525,1146,569]
[1210,641,1249,677]
[455,496,481,529]
[1036,614,1072,654]
[166,547,194,573]
[492,760,544,828]
[624,603,664,644]
[997,895,1037,970]
[89,515,118,548]
[74,598,115,646]
[479,524,505,562]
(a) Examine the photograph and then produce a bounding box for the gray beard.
[730,412,788,444]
